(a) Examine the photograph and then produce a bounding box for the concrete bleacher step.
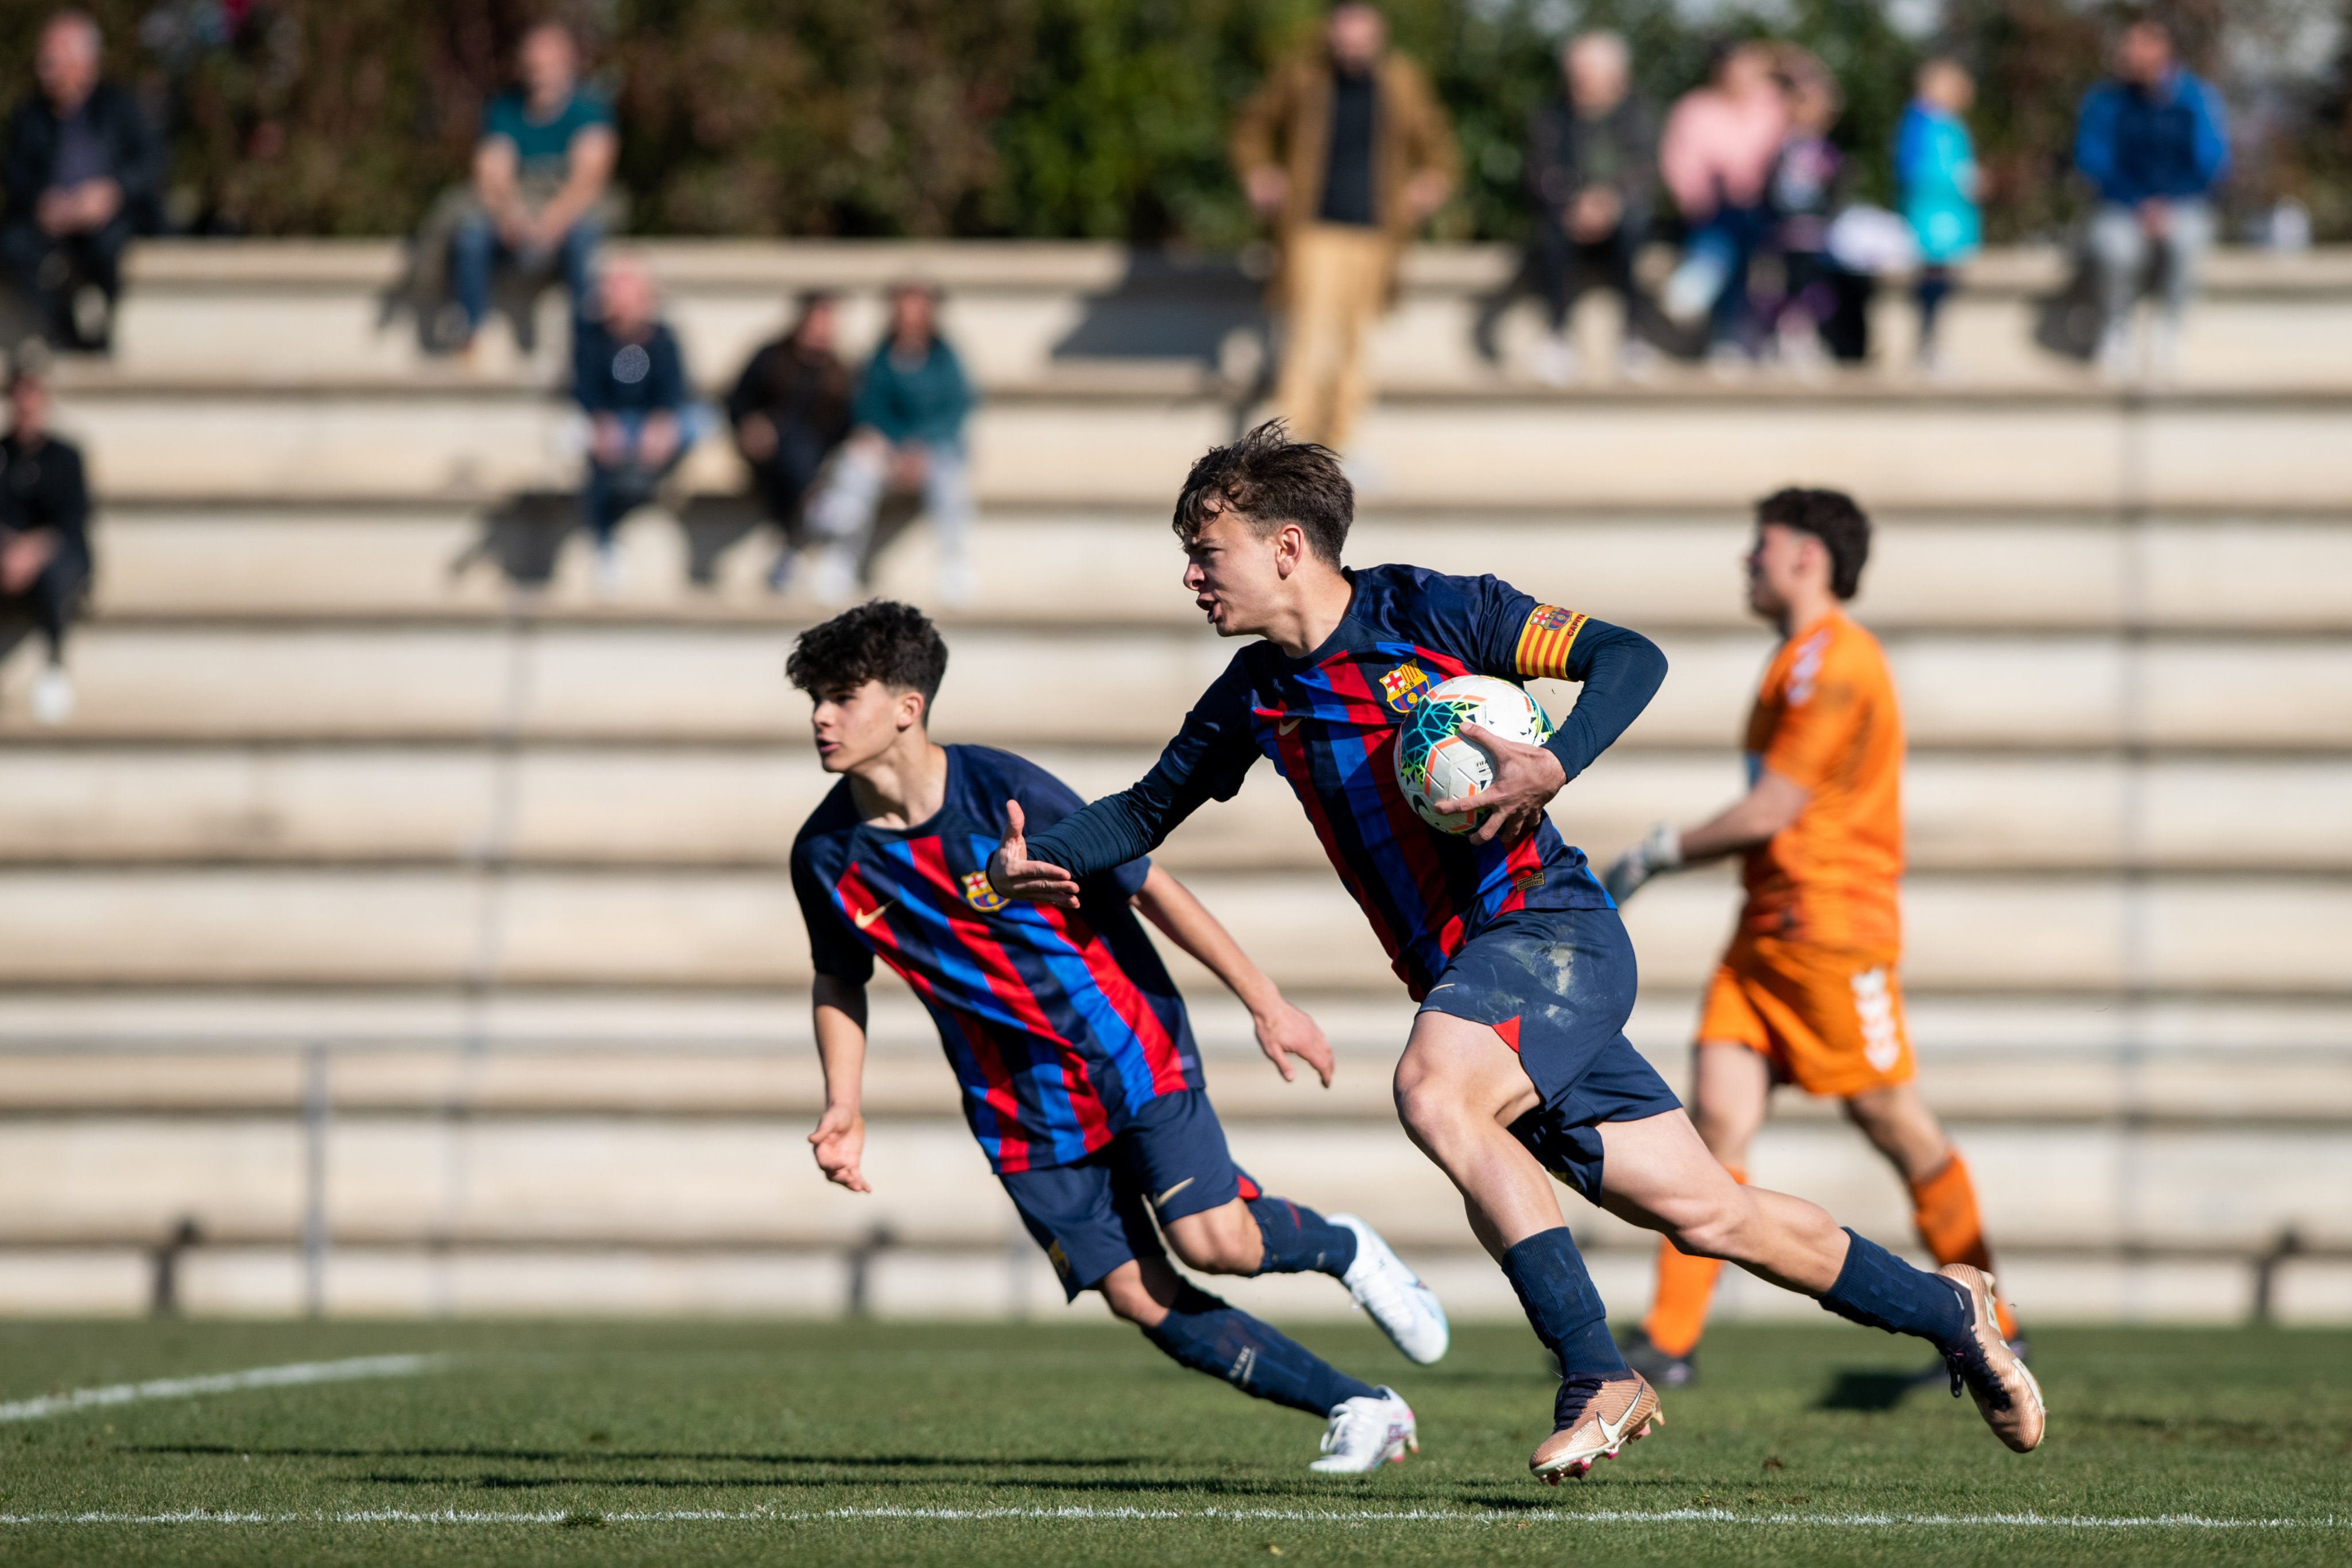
[7,620,2347,749]
[77,504,2352,633]
[0,864,2344,993]
[6,744,2351,875]
[105,240,2352,393]
[49,377,2352,509]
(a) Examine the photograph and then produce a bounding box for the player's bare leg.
[1626,1043,1767,1383]
[1846,1081,2024,1345]
[1392,1011,1662,1481]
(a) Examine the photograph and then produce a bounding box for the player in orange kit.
[1603,487,2022,1386]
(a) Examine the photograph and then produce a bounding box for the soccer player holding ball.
[788,601,1445,1474]
[988,424,2042,1482]
[1606,488,2025,1386]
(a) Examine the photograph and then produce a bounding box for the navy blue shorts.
[1418,905,1682,1202]
[997,1088,1260,1301]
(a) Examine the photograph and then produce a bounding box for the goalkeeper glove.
[1603,822,1682,905]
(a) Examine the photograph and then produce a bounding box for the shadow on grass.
[350,1471,1318,1497]
[127,1444,1144,1470]
[1814,1368,1936,1412]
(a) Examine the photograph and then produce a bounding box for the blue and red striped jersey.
[1031,566,1631,1001]
[791,745,1202,1173]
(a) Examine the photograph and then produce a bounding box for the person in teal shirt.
[1894,59,1980,372]
[803,283,979,607]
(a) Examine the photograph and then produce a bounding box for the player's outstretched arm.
[1604,769,1809,903]
[987,799,1084,908]
[1131,865,1336,1089]
[810,973,875,1194]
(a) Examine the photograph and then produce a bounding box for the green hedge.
[2,0,2334,242]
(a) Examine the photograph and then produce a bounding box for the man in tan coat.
[1233,5,1457,454]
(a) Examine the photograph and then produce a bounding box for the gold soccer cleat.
[1937,1264,2047,1453]
[1529,1372,1662,1484]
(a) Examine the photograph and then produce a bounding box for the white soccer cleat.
[1309,1385,1417,1474]
[31,664,74,726]
[1332,1213,1449,1365]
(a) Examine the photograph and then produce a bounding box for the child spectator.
[0,11,162,353]
[803,282,977,608]
[1764,49,1845,366]
[1896,59,1980,373]
[0,362,90,723]
[572,254,707,595]
[726,291,854,594]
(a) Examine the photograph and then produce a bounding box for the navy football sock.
[1246,1196,1358,1277]
[1500,1227,1628,1379]
[1817,1228,1969,1350]
[1142,1284,1378,1416]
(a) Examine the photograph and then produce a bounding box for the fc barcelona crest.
[962,869,1009,912]
[1380,663,1432,713]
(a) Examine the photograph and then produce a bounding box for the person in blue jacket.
[572,254,709,594]
[2074,16,2228,378]
[805,282,978,607]
[1895,58,1980,374]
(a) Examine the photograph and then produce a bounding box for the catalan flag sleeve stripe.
[1512,606,1590,680]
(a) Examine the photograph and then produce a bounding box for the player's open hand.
[808,1104,872,1194]
[1252,997,1336,1089]
[1436,721,1568,846]
[987,799,1083,908]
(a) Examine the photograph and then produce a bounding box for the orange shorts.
[1696,936,1915,1098]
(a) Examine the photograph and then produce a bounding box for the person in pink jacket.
[1658,41,1789,357]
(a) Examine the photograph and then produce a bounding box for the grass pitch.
[1,1317,2346,1566]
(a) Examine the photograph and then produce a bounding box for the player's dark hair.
[1171,420,1352,567]
[1757,487,1871,600]
[786,600,949,711]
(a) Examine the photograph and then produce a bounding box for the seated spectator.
[1763,48,1848,365]
[0,362,91,723]
[805,282,976,607]
[1658,40,1788,361]
[726,291,853,594]
[0,11,161,353]
[572,254,707,595]
[449,22,618,354]
[2074,16,2227,380]
[1897,57,1982,374]
[1487,29,1658,385]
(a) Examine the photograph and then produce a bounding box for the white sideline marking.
[0,1506,2342,1530]
[0,1354,443,1423]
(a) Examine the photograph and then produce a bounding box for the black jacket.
[0,432,91,562]
[725,337,853,446]
[3,82,163,227]
[1525,92,1658,237]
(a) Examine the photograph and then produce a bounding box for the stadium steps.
[2,239,2348,1321]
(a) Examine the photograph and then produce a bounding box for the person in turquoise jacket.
[1894,59,1980,371]
[804,281,980,606]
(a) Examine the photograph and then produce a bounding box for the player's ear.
[1275,521,1305,579]
[896,688,927,731]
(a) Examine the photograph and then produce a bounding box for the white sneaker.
[1332,1213,1449,1364]
[1309,1385,1416,1474]
[810,543,861,607]
[593,544,624,601]
[31,663,73,725]
[1532,332,1579,388]
[2096,324,2134,382]
[937,556,976,607]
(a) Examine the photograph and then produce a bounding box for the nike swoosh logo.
[853,900,895,931]
[1595,1397,1637,1447]
[1276,717,1301,735]
[1155,1176,1196,1209]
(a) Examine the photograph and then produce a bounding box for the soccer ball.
[1393,675,1554,834]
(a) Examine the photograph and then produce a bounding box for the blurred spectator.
[1232,3,1456,455]
[0,361,90,724]
[572,254,707,595]
[1658,40,1787,360]
[2074,16,2227,380]
[1,11,162,353]
[804,282,976,607]
[1764,48,1847,366]
[727,290,853,594]
[448,22,619,353]
[1896,58,1981,374]
[1480,29,1658,386]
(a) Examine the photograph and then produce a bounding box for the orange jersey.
[1738,611,1904,954]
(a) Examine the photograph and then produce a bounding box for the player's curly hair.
[1171,419,1351,567]
[1757,487,1871,600]
[786,600,949,709]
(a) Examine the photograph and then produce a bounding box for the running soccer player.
[788,599,1447,1474]
[1603,487,2023,1387]
[987,424,2044,1483]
